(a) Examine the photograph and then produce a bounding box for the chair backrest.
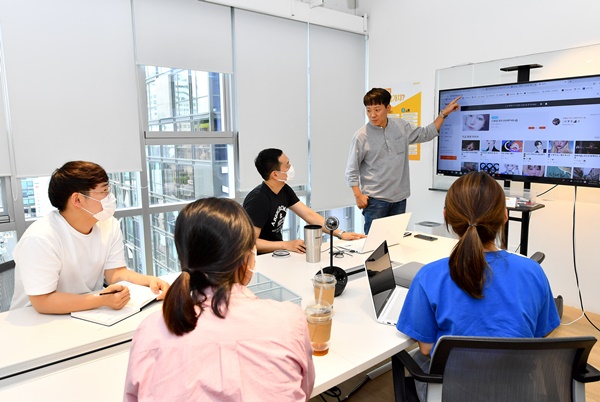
[429,336,597,402]
[528,251,563,317]
[0,260,16,312]
[529,251,546,264]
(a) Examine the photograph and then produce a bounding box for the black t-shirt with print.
[243,183,300,242]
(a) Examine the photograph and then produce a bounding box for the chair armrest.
[396,350,443,384]
[574,363,600,383]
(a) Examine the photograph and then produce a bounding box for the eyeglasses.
[86,184,115,194]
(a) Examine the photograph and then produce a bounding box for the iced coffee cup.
[313,273,336,306]
[305,301,333,356]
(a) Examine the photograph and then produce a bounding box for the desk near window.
[0,233,458,400]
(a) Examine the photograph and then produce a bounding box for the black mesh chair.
[393,336,600,402]
[0,260,15,312]
[530,251,564,318]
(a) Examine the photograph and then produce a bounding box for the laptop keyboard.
[335,238,366,253]
[381,287,407,325]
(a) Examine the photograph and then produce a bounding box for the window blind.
[132,0,233,74]
[0,0,141,176]
[235,10,309,193]
[308,25,366,211]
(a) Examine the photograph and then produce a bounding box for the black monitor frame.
[436,74,600,188]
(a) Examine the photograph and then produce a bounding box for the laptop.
[365,240,424,325]
[335,212,412,255]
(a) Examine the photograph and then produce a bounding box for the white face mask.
[276,164,295,182]
[79,193,117,221]
[247,248,258,273]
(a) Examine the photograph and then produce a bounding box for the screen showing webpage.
[437,75,600,186]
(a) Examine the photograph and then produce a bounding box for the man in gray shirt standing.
[345,88,461,233]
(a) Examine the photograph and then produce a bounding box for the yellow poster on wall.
[386,83,422,160]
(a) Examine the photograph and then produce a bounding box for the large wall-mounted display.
[436,74,600,187]
[432,43,600,191]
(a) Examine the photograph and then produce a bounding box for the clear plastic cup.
[305,301,333,356]
[313,273,336,306]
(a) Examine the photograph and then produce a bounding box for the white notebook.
[70,281,158,326]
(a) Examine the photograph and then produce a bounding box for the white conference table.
[0,272,183,380]
[0,233,457,400]
[256,233,457,395]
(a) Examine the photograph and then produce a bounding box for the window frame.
[0,177,16,229]
[131,65,235,276]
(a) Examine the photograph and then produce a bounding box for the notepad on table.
[70,281,159,326]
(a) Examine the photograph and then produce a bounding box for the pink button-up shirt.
[124,284,315,401]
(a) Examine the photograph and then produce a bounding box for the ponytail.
[449,225,487,298]
[163,271,201,336]
[444,172,507,299]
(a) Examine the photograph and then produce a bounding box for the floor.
[310,306,600,402]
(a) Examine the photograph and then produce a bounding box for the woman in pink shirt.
[124,198,315,401]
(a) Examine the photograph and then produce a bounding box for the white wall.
[360,0,600,313]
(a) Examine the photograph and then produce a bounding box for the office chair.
[530,251,564,318]
[529,251,545,264]
[0,260,16,312]
[393,336,600,402]
[343,250,565,400]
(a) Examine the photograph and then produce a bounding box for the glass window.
[119,215,145,275]
[108,172,141,209]
[150,211,179,276]
[0,230,17,263]
[19,177,51,219]
[140,66,233,275]
[146,144,233,205]
[0,178,7,218]
[144,67,223,132]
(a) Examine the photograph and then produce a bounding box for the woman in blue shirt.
[396,171,560,401]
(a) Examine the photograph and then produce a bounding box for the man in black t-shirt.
[243,148,365,254]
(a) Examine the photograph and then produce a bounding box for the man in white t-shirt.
[10,161,170,314]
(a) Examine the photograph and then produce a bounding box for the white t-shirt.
[10,210,127,309]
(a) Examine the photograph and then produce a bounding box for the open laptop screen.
[365,241,396,318]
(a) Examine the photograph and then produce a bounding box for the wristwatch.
[439,112,448,119]
[337,230,345,239]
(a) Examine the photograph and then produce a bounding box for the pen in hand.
[98,290,122,296]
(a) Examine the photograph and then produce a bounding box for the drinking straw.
[317,269,324,305]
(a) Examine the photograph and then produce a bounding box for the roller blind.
[132,0,233,74]
[0,0,141,177]
[0,68,10,176]
[235,10,308,193]
[309,25,366,211]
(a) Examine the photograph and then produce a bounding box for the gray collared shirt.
[345,117,438,203]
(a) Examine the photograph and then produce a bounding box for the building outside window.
[117,66,235,276]
[0,178,17,263]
